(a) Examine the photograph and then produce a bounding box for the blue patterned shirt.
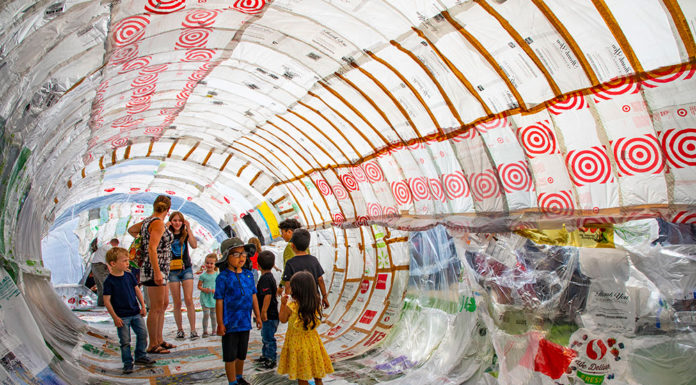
[214,268,256,333]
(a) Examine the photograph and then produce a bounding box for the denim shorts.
[168,266,193,282]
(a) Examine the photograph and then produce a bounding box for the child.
[254,251,279,369]
[215,238,262,385]
[198,253,219,338]
[277,271,334,384]
[103,247,155,374]
[281,229,330,309]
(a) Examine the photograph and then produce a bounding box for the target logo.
[673,211,696,224]
[112,15,150,47]
[144,126,163,135]
[331,184,349,200]
[132,83,156,97]
[183,9,220,28]
[363,162,384,182]
[140,64,168,74]
[231,0,267,14]
[451,128,478,142]
[183,49,215,62]
[659,128,696,168]
[677,108,688,117]
[110,136,129,148]
[332,212,345,226]
[131,73,159,88]
[470,170,500,201]
[537,191,575,216]
[498,161,533,193]
[340,173,359,191]
[176,28,211,49]
[408,177,431,201]
[428,178,446,202]
[145,0,185,14]
[622,105,631,112]
[566,146,613,186]
[390,180,412,206]
[642,64,695,88]
[367,203,383,218]
[611,135,664,176]
[314,178,332,196]
[441,171,470,199]
[476,116,509,133]
[592,76,640,103]
[517,120,558,158]
[109,44,139,65]
[548,92,588,115]
[352,165,367,182]
[119,56,152,75]
[382,206,398,217]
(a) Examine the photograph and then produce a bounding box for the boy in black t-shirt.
[103,247,155,374]
[281,229,330,309]
[255,251,280,369]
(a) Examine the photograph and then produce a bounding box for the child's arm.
[252,294,262,329]
[260,294,271,322]
[134,286,147,317]
[278,295,291,323]
[197,278,208,293]
[103,295,123,327]
[318,276,330,309]
[216,298,225,335]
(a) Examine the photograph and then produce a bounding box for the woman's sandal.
[160,341,176,349]
[146,346,170,354]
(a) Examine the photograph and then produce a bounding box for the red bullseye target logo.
[110,44,139,65]
[315,179,332,196]
[592,76,640,102]
[612,135,664,176]
[111,137,129,148]
[176,28,211,49]
[537,191,575,216]
[673,211,696,224]
[144,126,163,135]
[332,184,348,200]
[441,171,470,199]
[548,92,588,115]
[183,9,220,28]
[428,178,446,202]
[131,73,159,88]
[470,170,500,201]
[408,177,430,201]
[622,105,631,112]
[476,116,509,133]
[367,203,383,218]
[498,161,533,193]
[517,120,558,158]
[183,49,215,62]
[231,0,267,14]
[677,108,688,117]
[659,128,696,169]
[383,206,398,217]
[140,64,168,74]
[332,213,345,226]
[390,180,412,206]
[363,162,384,182]
[340,173,359,191]
[112,15,150,46]
[120,56,151,73]
[145,0,185,14]
[566,146,613,186]
[352,166,367,182]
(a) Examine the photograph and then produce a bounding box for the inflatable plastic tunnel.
[0,0,695,384]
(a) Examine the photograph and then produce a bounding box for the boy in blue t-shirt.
[215,238,262,385]
[103,247,154,374]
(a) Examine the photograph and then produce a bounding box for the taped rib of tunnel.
[1,0,696,384]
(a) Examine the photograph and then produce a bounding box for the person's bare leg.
[182,279,196,332]
[315,378,323,385]
[225,361,236,382]
[235,359,244,378]
[297,380,309,385]
[169,281,183,332]
[146,286,166,350]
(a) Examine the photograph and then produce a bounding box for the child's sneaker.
[175,330,185,339]
[237,378,251,385]
[253,356,268,364]
[122,365,133,374]
[201,332,209,338]
[190,331,199,340]
[135,356,156,365]
[262,359,276,369]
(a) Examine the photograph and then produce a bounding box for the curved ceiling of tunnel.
[4,0,696,233]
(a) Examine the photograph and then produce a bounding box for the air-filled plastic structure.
[0,0,695,384]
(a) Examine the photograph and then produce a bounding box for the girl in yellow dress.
[277,271,334,384]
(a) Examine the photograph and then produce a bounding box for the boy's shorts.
[222,331,250,362]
